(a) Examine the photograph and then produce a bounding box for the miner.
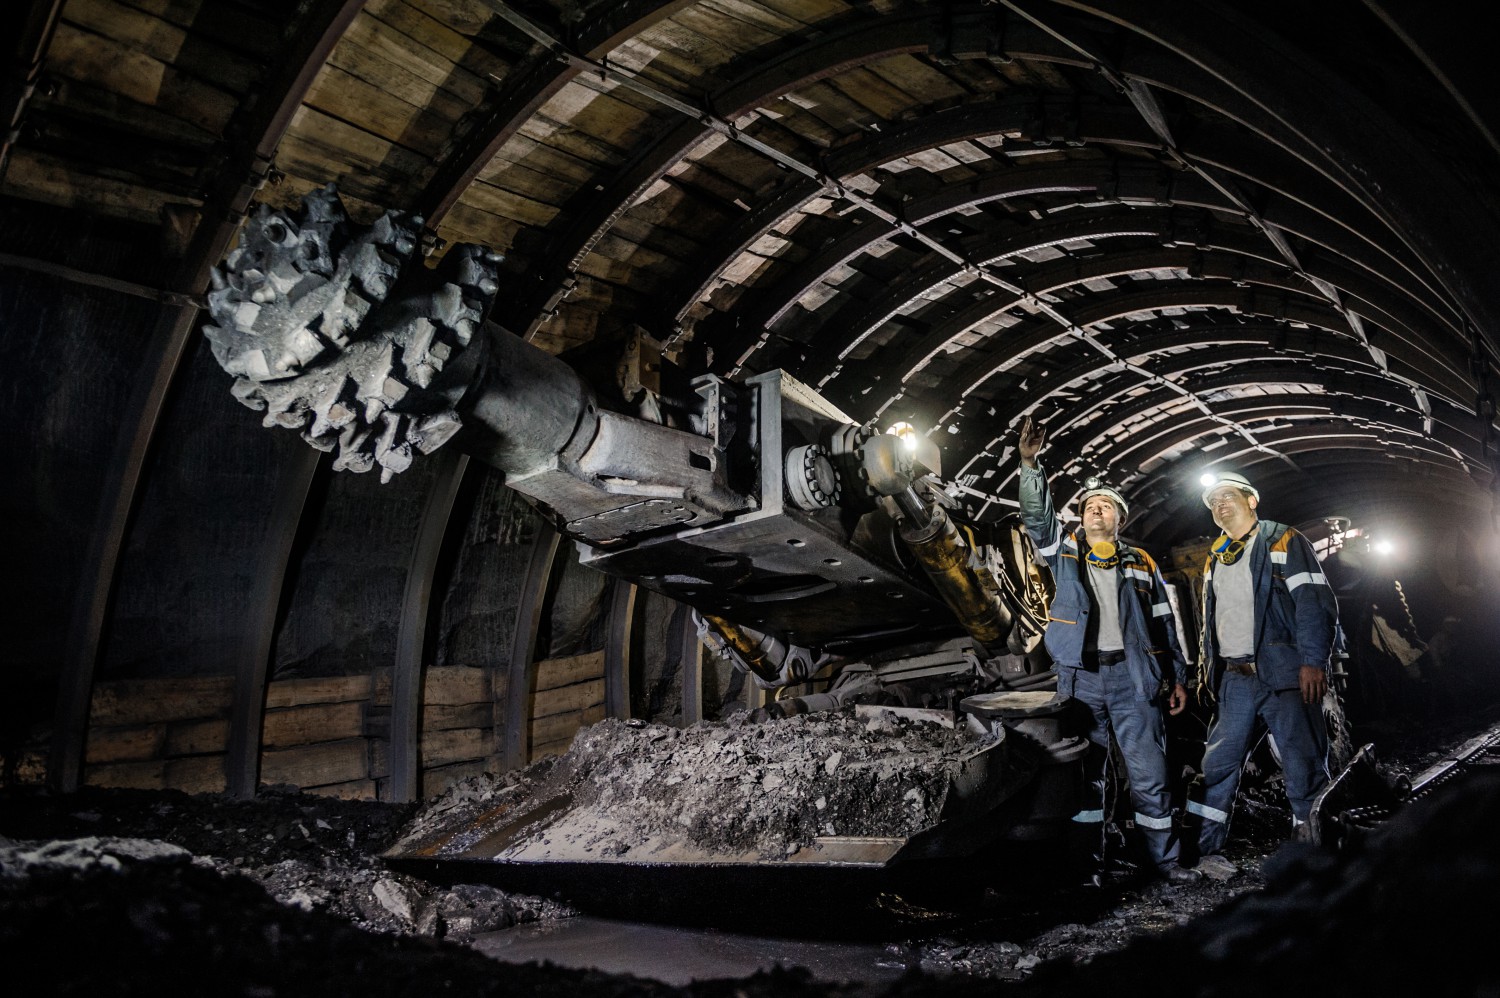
[1187,471,1339,879]
[1017,416,1198,885]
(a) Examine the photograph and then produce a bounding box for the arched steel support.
[502,523,561,773]
[225,446,326,799]
[388,451,471,803]
[604,580,642,720]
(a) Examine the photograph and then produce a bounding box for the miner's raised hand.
[1018,415,1046,468]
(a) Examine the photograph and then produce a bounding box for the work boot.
[1161,864,1202,884]
[1195,854,1238,881]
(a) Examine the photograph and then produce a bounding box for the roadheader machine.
[204,187,1100,883]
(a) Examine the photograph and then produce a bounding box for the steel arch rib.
[1030,0,1500,346]
[936,344,1486,492]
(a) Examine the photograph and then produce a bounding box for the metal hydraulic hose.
[896,490,1013,652]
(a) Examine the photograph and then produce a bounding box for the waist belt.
[1222,655,1257,676]
[1083,649,1127,669]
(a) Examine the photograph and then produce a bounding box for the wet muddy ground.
[3,701,1499,996]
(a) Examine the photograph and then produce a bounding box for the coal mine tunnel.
[4,0,1500,994]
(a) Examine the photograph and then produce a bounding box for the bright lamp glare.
[887,421,920,452]
[1374,540,1395,556]
[1199,472,1217,487]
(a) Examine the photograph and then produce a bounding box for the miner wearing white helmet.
[1017,416,1198,886]
[1187,470,1339,880]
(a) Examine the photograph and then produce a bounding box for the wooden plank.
[328,33,474,119]
[420,728,489,768]
[422,666,490,705]
[260,739,369,788]
[479,132,597,187]
[117,0,281,60]
[753,0,849,23]
[827,64,916,121]
[84,759,164,790]
[420,758,491,799]
[165,718,229,757]
[533,678,606,718]
[669,6,780,54]
[867,53,968,106]
[365,0,509,75]
[86,754,223,793]
[460,177,563,225]
[64,0,262,93]
[4,148,202,226]
[643,14,743,68]
[90,676,233,726]
[520,105,638,165]
[85,756,222,792]
[535,651,606,692]
[306,778,378,801]
[423,702,493,731]
[262,701,365,748]
[341,11,489,107]
[305,64,464,152]
[279,105,431,180]
[470,160,578,209]
[700,0,809,35]
[84,724,166,764]
[786,78,876,132]
[402,0,498,38]
[606,36,707,95]
[370,668,395,707]
[264,674,371,709]
[432,201,525,255]
[532,704,605,747]
[48,23,237,134]
[39,76,218,146]
[369,727,490,776]
[164,755,226,794]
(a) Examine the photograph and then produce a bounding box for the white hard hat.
[1201,471,1260,508]
[1080,476,1129,521]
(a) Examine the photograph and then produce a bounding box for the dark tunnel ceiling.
[6,0,1499,548]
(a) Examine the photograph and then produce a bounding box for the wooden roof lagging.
[2,0,1498,548]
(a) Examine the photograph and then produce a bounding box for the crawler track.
[1314,722,1500,849]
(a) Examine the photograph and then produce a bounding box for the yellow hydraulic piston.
[896,495,1013,653]
[701,614,781,684]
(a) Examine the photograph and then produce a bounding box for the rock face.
[395,709,998,864]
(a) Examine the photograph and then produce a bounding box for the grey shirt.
[1086,561,1124,651]
[1212,531,1258,658]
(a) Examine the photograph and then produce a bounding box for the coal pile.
[0,784,572,945]
[397,709,985,863]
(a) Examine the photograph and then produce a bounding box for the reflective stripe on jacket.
[1200,519,1339,692]
[1019,462,1187,700]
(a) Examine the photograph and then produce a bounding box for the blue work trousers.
[1193,670,1330,855]
[1069,664,1180,872]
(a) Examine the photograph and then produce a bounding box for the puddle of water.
[471,915,912,986]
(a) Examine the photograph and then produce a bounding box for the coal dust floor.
[4,705,1500,997]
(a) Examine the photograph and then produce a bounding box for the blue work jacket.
[1200,519,1339,692]
[1020,463,1188,701]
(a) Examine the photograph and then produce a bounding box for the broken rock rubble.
[399,708,989,862]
